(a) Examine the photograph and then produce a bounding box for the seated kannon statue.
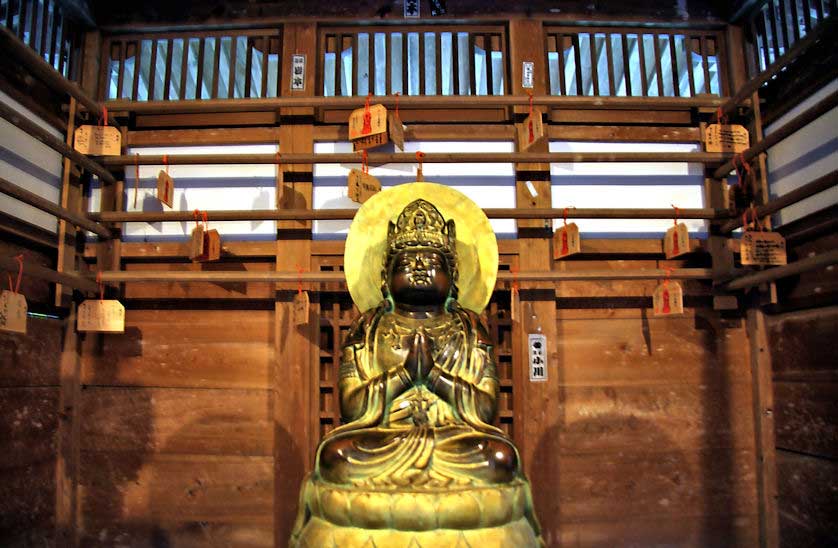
[291,183,543,547]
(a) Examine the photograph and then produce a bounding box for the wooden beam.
[713,90,838,179]
[720,170,838,233]
[0,25,119,129]
[100,151,729,167]
[89,268,715,284]
[724,249,838,291]
[0,256,98,292]
[0,177,112,238]
[89,207,725,223]
[104,94,726,114]
[0,101,117,184]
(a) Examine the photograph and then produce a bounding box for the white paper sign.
[77,300,125,333]
[522,61,535,89]
[528,333,547,382]
[291,54,306,91]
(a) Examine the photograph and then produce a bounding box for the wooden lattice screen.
[545,26,729,97]
[320,25,507,97]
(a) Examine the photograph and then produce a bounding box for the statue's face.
[387,249,452,306]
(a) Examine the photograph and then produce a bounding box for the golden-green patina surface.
[291,183,543,547]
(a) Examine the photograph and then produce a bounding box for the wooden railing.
[0,0,82,80]
[320,25,507,97]
[545,26,728,97]
[101,29,282,101]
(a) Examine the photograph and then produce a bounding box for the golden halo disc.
[344,182,498,314]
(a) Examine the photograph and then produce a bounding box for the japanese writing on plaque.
[77,300,125,333]
[522,61,535,89]
[553,222,581,259]
[741,231,787,266]
[528,333,547,382]
[0,290,27,334]
[664,222,690,259]
[653,281,684,316]
[347,170,381,204]
[74,125,121,156]
[404,0,420,17]
[291,54,306,91]
[704,124,749,153]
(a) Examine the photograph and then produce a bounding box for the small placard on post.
[704,124,750,153]
[290,54,306,91]
[522,61,535,89]
[553,223,581,259]
[0,290,27,334]
[528,333,547,382]
[189,224,205,260]
[77,299,125,333]
[348,169,381,204]
[349,104,388,142]
[74,125,122,156]
[664,222,691,259]
[741,231,787,266]
[293,291,310,326]
[157,170,174,208]
[653,281,684,316]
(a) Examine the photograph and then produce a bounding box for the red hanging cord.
[7,254,23,293]
[96,270,104,301]
[163,154,169,175]
[98,106,108,127]
[562,207,569,227]
[527,91,535,143]
[193,209,207,229]
[715,106,727,125]
[298,268,303,295]
[671,204,680,226]
[394,92,400,120]
[361,150,369,174]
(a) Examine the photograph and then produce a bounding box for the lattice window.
[102,30,282,101]
[744,0,834,77]
[320,26,507,97]
[545,27,727,97]
[0,0,82,79]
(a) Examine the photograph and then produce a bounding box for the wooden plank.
[131,40,141,101]
[260,36,268,98]
[147,38,157,100]
[589,32,600,95]
[668,34,680,96]
[550,108,691,124]
[549,514,759,548]
[547,448,758,520]
[78,454,273,541]
[637,32,649,95]
[553,316,750,387]
[0,387,59,467]
[652,33,664,96]
[557,35,567,96]
[80,388,273,456]
[211,35,221,99]
[547,124,701,142]
[81,310,275,389]
[228,34,238,99]
[701,36,712,94]
[620,34,631,96]
[0,317,63,387]
[179,37,189,100]
[122,262,276,300]
[351,32,358,96]
[776,450,838,548]
[468,32,477,96]
[163,38,173,100]
[115,41,125,100]
[86,240,278,258]
[774,381,838,459]
[195,37,205,100]
[685,34,696,96]
[768,306,838,379]
[554,382,755,454]
[0,461,56,546]
[605,33,615,96]
[451,30,459,95]
[244,37,253,98]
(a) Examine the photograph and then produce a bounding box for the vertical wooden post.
[55,304,81,547]
[509,17,560,543]
[274,21,317,548]
[55,97,77,307]
[747,307,780,548]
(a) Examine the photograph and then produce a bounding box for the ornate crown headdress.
[387,199,457,260]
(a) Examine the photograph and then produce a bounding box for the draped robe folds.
[314,303,520,488]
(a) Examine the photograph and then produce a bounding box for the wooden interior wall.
[0,13,783,548]
[0,238,63,546]
[767,225,838,548]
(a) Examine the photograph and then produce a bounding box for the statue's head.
[383,199,458,308]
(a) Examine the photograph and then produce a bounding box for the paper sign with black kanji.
[741,231,787,266]
[77,299,125,333]
[0,290,27,334]
[653,282,684,316]
[553,223,581,259]
[664,223,690,259]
